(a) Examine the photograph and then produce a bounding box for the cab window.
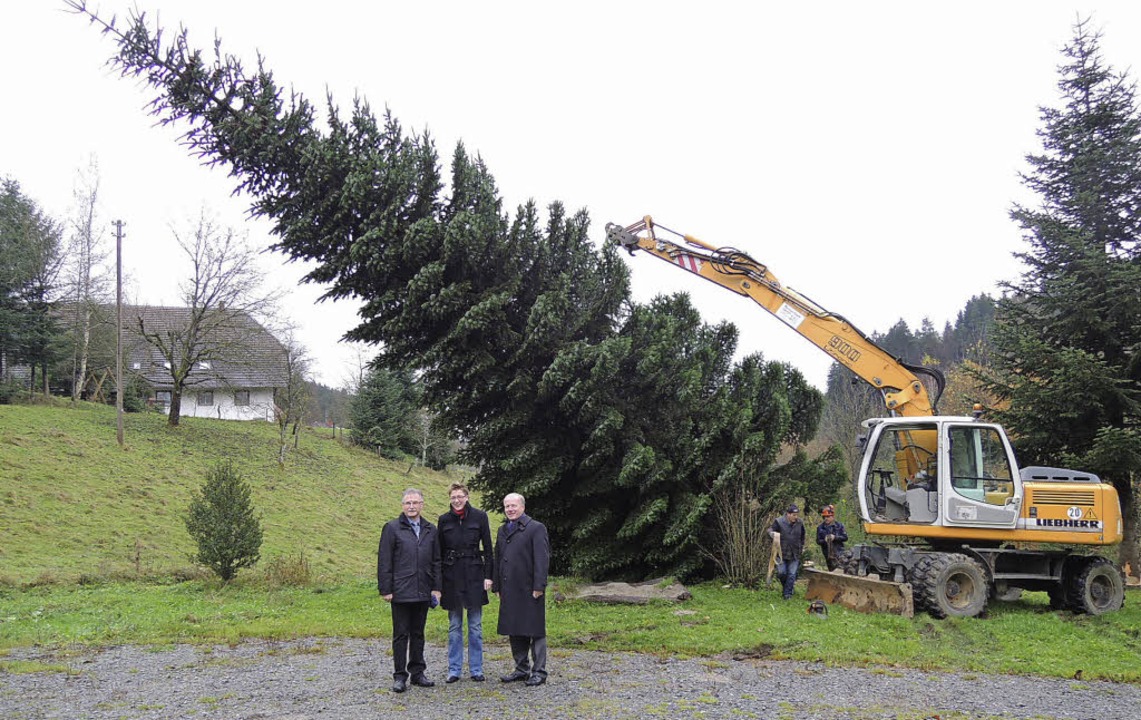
[948,426,1014,505]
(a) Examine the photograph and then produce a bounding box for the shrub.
[703,485,774,588]
[0,380,25,404]
[184,461,263,581]
[261,552,312,588]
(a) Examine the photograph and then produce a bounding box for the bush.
[261,552,312,588]
[703,485,774,588]
[121,376,149,413]
[0,380,25,404]
[184,461,263,582]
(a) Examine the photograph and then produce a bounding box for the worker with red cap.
[816,505,848,571]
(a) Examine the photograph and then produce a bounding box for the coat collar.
[398,514,431,531]
[506,513,530,533]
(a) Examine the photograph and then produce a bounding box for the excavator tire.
[909,552,988,619]
[1066,556,1125,615]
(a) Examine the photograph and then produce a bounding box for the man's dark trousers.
[509,635,547,678]
[391,601,430,680]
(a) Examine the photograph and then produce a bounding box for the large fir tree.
[73,4,842,579]
[991,18,1141,572]
[0,178,64,391]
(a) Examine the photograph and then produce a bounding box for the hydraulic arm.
[607,216,944,417]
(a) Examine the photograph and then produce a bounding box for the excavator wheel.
[1065,556,1125,615]
[909,553,988,619]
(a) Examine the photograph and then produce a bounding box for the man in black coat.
[437,482,493,683]
[377,488,442,693]
[770,504,806,600]
[493,492,550,687]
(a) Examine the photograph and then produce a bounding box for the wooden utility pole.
[114,219,125,448]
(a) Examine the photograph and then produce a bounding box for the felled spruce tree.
[79,4,843,579]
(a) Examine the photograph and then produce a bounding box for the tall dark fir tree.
[991,18,1141,572]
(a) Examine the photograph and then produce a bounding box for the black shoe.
[411,674,435,687]
[445,675,459,684]
[391,678,407,693]
[500,670,529,683]
[525,674,547,686]
[470,674,485,682]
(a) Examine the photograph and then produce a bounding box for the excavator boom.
[607,216,944,416]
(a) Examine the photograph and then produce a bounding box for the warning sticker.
[776,302,805,329]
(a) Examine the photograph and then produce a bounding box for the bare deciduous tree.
[273,327,312,465]
[62,157,112,402]
[137,210,280,426]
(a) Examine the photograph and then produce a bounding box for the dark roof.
[123,305,289,390]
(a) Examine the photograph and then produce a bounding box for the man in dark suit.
[493,492,550,687]
[378,488,442,693]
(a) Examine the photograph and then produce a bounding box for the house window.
[197,391,214,407]
[234,390,250,406]
[155,391,171,405]
[198,361,212,370]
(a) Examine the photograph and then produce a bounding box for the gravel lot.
[3,638,1138,720]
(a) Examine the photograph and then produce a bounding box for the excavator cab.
[858,417,1024,531]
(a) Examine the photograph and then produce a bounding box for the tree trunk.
[278,418,287,466]
[76,306,91,401]
[1117,475,1140,578]
[168,387,183,426]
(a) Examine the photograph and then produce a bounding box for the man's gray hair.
[403,487,424,500]
[504,492,525,507]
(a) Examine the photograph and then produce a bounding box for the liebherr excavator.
[607,215,1126,618]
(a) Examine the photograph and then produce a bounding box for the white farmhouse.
[126,306,289,422]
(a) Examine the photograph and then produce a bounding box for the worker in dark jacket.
[437,482,493,683]
[816,504,848,570]
[493,492,550,687]
[770,504,806,600]
[378,488,442,693]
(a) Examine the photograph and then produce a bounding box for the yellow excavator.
[608,216,1126,618]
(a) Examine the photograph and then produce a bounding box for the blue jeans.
[778,559,800,599]
[447,606,483,677]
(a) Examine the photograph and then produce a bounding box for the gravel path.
[3,638,1138,720]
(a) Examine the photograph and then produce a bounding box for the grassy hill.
[0,402,465,584]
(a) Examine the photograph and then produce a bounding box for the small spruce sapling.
[185,460,263,581]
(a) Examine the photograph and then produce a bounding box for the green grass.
[1,576,1138,682]
[0,402,465,584]
[3,403,1140,684]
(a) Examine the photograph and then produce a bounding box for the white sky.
[5,1,1141,389]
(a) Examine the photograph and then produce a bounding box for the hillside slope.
[0,403,464,583]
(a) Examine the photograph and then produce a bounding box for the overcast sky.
[5,2,1141,389]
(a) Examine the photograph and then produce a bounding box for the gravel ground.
[3,638,1138,720]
